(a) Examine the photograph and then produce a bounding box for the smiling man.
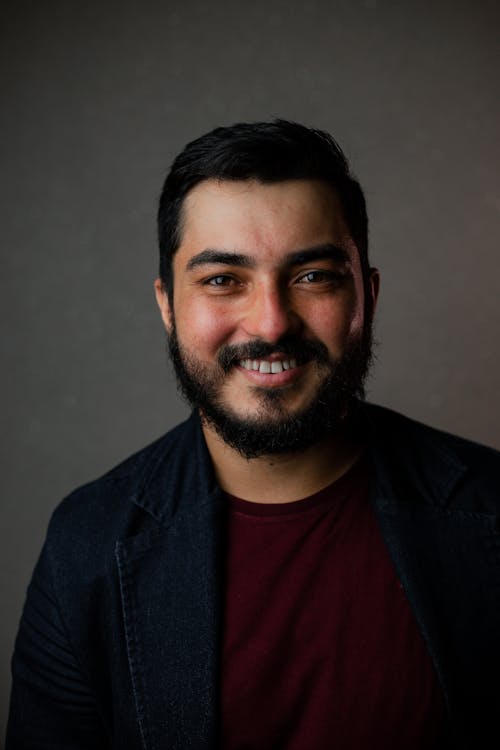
[7,121,500,749]
[156,177,376,495]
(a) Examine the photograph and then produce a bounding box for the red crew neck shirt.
[221,458,445,749]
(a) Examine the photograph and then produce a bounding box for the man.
[7,120,500,749]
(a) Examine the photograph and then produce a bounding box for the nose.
[241,281,302,343]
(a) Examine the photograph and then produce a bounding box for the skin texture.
[155,178,379,502]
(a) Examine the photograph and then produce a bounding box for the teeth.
[239,358,298,373]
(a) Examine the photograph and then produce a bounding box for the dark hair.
[157,119,369,299]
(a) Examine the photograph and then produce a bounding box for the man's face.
[155,178,379,458]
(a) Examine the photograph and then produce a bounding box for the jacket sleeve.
[6,540,109,750]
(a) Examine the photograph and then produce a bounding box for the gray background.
[1,0,498,740]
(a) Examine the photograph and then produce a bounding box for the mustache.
[217,335,331,373]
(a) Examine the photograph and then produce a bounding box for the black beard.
[167,322,374,459]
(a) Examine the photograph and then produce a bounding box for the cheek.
[306,295,365,346]
[174,298,235,353]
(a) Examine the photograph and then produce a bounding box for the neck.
[202,418,364,504]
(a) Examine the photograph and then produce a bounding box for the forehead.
[177,178,356,265]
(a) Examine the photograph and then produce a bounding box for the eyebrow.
[186,249,254,271]
[185,243,350,271]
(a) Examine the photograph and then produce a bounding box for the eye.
[202,274,243,291]
[296,269,344,285]
[205,275,234,286]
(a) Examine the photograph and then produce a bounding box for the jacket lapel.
[365,405,500,742]
[115,414,224,750]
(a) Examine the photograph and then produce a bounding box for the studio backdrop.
[1,0,498,738]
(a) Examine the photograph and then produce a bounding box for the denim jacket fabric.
[6,403,500,749]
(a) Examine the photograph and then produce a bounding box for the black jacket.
[7,403,500,749]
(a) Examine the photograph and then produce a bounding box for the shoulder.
[45,414,201,563]
[364,401,500,462]
[362,402,500,513]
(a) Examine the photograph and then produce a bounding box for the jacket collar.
[130,411,219,524]
[129,402,472,523]
[358,401,469,509]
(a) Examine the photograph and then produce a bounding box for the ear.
[367,267,380,314]
[154,278,173,333]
